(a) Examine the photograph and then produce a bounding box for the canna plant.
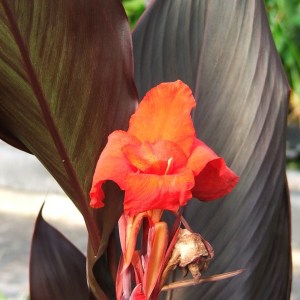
[0,0,291,300]
[90,80,239,298]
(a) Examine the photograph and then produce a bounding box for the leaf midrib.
[1,0,100,251]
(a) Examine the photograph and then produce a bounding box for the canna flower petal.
[122,140,187,175]
[192,158,239,201]
[143,222,168,298]
[90,130,139,208]
[90,81,239,214]
[188,138,222,175]
[130,284,146,300]
[188,139,239,200]
[123,169,194,215]
[128,80,196,156]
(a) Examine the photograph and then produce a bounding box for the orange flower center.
[122,140,187,175]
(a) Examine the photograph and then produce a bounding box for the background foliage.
[265,0,300,124]
[122,0,145,28]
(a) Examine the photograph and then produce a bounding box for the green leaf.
[0,292,6,300]
[133,0,291,299]
[122,0,145,28]
[0,0,138,253]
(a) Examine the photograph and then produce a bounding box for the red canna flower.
[90,80,238,215]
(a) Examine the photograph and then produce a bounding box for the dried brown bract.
[162,228,214,283]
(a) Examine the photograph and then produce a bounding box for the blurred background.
[265,0,300,126]
[0,1,300,299]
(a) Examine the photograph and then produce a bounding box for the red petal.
[130,284,146,300]
[116,256,126,300]
[124,212,147,268]
[128,81,196,156]
[192,158,239,201]
[188,138,238,200]
[122,140,187,175]
[89,131,139,208]
[131,251,144,286]
[187,138,221,175]
[143,222,168,298]
[123,169,194,215]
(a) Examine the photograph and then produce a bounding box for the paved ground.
[0,140,299,299]
[286,171,300,300]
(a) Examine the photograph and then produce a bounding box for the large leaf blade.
[133,1,291,299]
[0,0,138,251]
[30,205,89,300]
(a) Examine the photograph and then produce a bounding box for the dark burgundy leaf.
[0,0,138,255]
[0,125,29,153]
[0,1,139,295]
[86,227,119,300]
[30,204,89,300]
[92,254,116,299]
[133,1,291,299]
